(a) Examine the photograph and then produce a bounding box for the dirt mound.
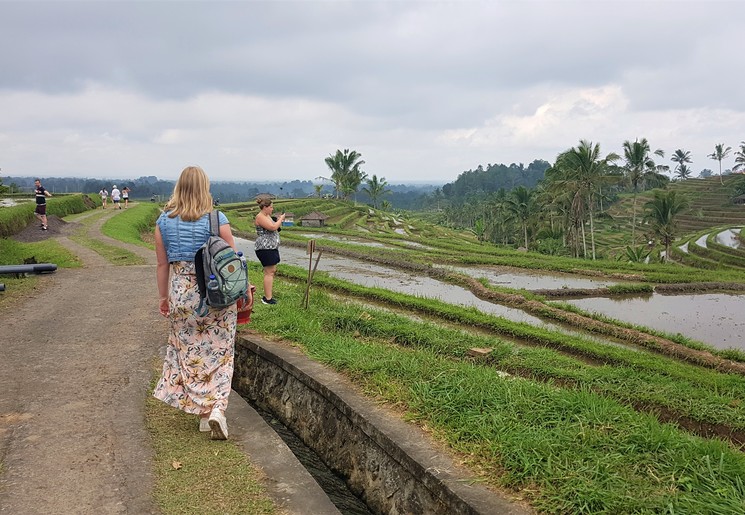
[11,216,76,243]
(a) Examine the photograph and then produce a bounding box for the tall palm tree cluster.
[320,148,392,209]
[438,137,730,261]
[322,149,367,200]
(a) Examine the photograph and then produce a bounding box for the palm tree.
[473,219,486,243]
[733,141,745,173]
[361,174,391,209]
[622,138,666,243]
[314,184,323,198]
[324,149,366,199]
[644,190,689,262]
[484,189,512,245]
[708,143,732,185]
[671,148,692,178]
[541,166,580,254]
[554,140,620,260]
[674,163,693,181]
[504,186,535,249]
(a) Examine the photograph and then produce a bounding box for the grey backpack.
[194,211,248,316]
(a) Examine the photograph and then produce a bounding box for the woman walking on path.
[254,196,285,305]
[153,165,246,440]
[99,188,108,208]
[122,186,130,208]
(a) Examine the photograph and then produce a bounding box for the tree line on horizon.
[3,140,744,224]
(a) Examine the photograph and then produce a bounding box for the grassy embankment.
[247,277,745,513]
[1,194,91,305]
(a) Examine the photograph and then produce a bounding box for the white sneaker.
[199,417,210,432]
[208,408,228,440]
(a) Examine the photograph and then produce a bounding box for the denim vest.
[156,210,229,263]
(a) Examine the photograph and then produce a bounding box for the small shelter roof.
[300,211,329,220]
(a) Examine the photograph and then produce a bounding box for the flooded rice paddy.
[717,228,742,249]
[434,263,622,290]
[236,237,544,326]
[565,293,744,351]
[235,237,743,352]
[236,238,648,350]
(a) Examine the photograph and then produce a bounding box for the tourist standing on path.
[254,196,285,305]
[34,178,52,230]
[122,186,130,208]
[111,185,121,209]
[99,188,108,208]
[153,165,244,440]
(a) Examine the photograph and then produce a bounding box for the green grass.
[0,215,84,307]
[145,374,277,514]
[100,203,160,249]
[0,238,82,268]
[248,283,745,513]
[265,265,745,430]
[63,209,147,265]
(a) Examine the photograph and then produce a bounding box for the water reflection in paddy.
[235,237,631,348]
[435,264,621,290]
[235,238,542,325]
[716,228,742,249]
[565,293,744,351]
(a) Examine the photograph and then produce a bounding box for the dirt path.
[0,208,163,514]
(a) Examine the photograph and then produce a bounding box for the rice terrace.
[2,171,745,513]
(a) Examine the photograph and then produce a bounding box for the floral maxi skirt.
[153,262,237,415]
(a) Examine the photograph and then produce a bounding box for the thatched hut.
[300,211,329,227]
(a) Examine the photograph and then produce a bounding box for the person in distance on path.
[111,185,121,209]
[34,179,52,230]
[122,186,130,208]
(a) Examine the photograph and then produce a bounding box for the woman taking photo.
[153,165,248,440]
[254,196,285,305]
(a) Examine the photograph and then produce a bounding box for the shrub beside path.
[0,209,162,513]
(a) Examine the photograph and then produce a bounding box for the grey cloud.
[1,1,744,182]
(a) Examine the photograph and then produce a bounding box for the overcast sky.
[1,1,743,184]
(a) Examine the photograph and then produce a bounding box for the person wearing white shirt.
[111,185,121,209]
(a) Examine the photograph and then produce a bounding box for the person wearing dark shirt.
[34,179,52,230]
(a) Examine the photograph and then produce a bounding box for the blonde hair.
[164,166,214,221]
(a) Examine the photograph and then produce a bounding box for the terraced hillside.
[226,197,456,239]
[596,175,745,253]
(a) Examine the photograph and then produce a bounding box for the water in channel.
[251,402,373,515]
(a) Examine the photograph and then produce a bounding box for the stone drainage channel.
[233,334,528,515]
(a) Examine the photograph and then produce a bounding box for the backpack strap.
[209,210,221,237]
[195,211,220,317]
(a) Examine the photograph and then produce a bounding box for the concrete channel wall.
[233,334,529,515]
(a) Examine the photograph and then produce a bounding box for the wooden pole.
[303,240,316,308]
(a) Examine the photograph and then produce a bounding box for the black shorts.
[255,249,280,267]
[35,204,46,215]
